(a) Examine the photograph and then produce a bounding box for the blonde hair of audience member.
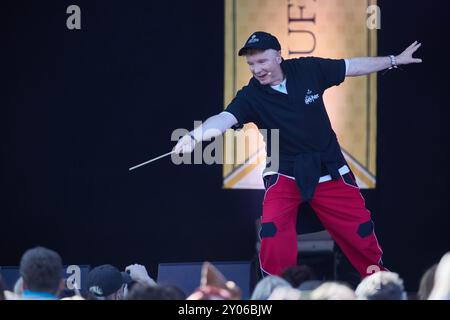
[355,271,406,300]
[250,275,292,300]
[14,277,23,296]
[3,291,20,300]
[428,252,450,300]
[1,277,25,300]
[417,264,437,300]
[268,286,303,300]
[311,282,356,300]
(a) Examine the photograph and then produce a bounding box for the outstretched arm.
[173,111,238,154]
[346,41,422,77]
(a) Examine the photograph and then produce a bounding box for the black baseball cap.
[87,264,133,297]
[238,31,281,56]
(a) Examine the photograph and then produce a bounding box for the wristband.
[389,55,398,69]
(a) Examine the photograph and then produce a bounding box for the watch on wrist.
[389,55,398,69]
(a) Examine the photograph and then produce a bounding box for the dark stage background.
[1,0,449,292]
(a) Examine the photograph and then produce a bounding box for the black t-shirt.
[225,57,348,200]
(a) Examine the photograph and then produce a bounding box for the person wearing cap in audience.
[174,31,422,278]
[86,264,133,300]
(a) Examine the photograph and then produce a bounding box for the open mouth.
[256,73,268,80]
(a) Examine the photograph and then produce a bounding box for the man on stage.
[174,31,422,277]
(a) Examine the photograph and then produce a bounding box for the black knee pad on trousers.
[357,220,374,238]
[260,222,277,238]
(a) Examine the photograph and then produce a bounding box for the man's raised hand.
[396,41,423,65]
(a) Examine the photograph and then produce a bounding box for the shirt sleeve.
[309,57,346,91]
[224,87,258,129]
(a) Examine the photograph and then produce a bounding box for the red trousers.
[259,172,386,278]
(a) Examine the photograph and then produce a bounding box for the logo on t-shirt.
[304,89,319,105]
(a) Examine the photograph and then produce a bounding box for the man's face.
[245,49,282,85]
